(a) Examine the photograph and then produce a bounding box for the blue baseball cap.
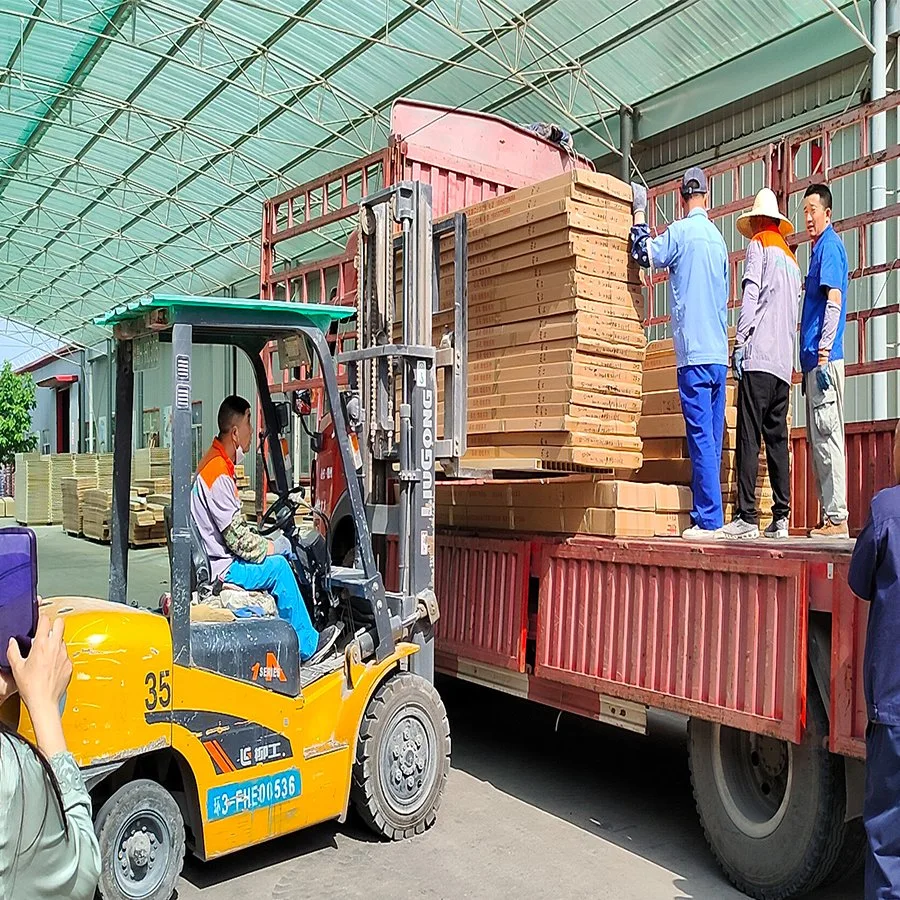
[681,166,708,196]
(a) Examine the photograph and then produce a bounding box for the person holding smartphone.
[0,615,101,899]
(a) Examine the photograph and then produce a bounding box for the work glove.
[272,533,293,558]
[630,182,648,215]
[732,345,745,382]
[816,366,832,393]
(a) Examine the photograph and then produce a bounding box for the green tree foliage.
[0,361,38,464]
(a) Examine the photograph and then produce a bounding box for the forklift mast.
[338,182,468,682]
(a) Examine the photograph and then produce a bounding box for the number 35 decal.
[145,670,172,711]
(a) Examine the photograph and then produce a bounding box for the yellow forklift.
[3,182,468,900]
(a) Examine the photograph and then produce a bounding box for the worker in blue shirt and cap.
[849,421,900,899]
[800,183,850,537]
[631,168,730,540]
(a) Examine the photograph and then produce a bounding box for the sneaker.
[682,525,723,542]
[764,518,790,540]
[810,519,850,539]
[719,519,760,541]
[306,624,342,666]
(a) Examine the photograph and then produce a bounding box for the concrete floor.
[6,520,863,899]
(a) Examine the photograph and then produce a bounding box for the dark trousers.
[865,722,900,899]
[735,371,791,524]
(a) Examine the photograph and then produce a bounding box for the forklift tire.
[351,672,450,840]
[688,686,847,900]
[94,778,186,900]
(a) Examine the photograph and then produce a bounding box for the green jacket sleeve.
[221,510,269,564]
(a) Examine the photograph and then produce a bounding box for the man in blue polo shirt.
[631,168,729,540]
[848,422,900,898]
[800,183,849,537]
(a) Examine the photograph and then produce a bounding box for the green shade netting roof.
[0,0,871,347]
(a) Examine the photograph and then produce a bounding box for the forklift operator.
[191,395,340,665]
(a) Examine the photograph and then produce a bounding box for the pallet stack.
[97,453,114,492]
[48,454,76,524]
[133,448,170,482]
[634,339,777,527]
[129,495,167,546]
[61,475,98,536]
[82,489,113,542]
[437,478,694,538]
[14,453,52,525]
[425,171,645,475]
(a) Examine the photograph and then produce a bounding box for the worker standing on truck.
[848,421,900,899]
[800,183,850,538]
[631,168,730,540]
[720,189,801,541]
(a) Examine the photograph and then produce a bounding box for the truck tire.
[818,817,866,886]
[688,688,847,900]
[95,778,185,900]
[351,672,450,840]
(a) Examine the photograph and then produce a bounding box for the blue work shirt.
[848,485,900,725]
[799,224,848,373]
[648,208,729,369]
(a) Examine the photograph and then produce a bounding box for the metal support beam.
[823,0,877,52]
[169,323,193,666]
[619,106,634,184]
[108,339,133,605]
[871,0,889,419]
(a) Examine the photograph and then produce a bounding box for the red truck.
[261,95,900,899]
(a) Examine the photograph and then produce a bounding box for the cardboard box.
[655,512,693,536]
[654,484,694,512]
[638,408,738,439]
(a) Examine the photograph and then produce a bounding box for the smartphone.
[0,527,39,671]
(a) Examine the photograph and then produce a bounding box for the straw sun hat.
[736,188,794,239]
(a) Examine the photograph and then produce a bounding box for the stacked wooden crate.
[61,475,98,535]
[48,454,76,524]
[14,453,52,525]
[428,170,645,474]
[437,478,694,538]
[635,339,776,527]
[97,454,114,492]
[129,493,167,546]
[82,489,113,541]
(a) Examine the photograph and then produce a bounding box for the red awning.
[36,374,78,389]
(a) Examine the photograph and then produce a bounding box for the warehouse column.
[109,339,134,605]
[619,106,634,184]
[871,0,888,419]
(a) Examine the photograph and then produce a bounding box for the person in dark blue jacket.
[848,422,900,899]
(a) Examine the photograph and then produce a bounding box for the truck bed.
[403,529,866,759]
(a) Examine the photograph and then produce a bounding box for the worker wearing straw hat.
[720,188,802,541]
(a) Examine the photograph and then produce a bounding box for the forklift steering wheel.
[258,494,298,536]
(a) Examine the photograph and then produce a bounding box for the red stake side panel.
[831,561,868,759]
[533,540,808,744]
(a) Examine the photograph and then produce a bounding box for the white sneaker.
[682,525,723,542]
[719,519,760,541]
[764,518,790,540]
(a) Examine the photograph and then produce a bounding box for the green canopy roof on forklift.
[95,295,355,333]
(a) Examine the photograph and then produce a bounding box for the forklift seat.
[163,506,301,697]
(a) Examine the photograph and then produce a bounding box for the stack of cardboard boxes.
[61,476,98,536]
[429,171,646,474]
[14,453,51,525]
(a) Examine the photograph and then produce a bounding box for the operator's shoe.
[810,519,850,539]
[306,624,342,666]
[719,519,760,541]
[764,517,790,540]
[682,525,723,542]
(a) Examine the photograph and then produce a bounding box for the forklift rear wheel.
[351,672,450,840]
[95,778,185,900]
[688,686,849,899]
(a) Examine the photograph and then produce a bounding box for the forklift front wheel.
[351,672,451,840]
[94,778,186,900]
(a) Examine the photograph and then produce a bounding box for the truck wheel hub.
[711,724,793,839]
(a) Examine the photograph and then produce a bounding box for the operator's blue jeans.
[226,555,318,660]
[677,364,727,531]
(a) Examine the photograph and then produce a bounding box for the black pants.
[735,371,791,524]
